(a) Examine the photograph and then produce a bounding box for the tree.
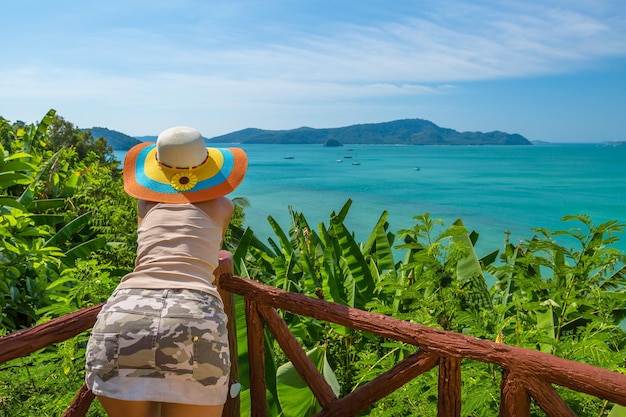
[46,115,116,165]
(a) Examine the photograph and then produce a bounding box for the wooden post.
[246,299,268,417]
[62,383,96,417]
[438,356,461,417]
[500,369,530,417]
[216,250,240,417]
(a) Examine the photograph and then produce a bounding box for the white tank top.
[116,203,222,298]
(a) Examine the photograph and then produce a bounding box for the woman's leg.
[161,402,224,417]
[97,396,161,417]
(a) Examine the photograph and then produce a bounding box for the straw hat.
[123,126,248,203]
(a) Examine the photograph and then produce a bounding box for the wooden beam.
[315,350,439,417]
[257,304,338,409]
[0,303,103,364]
[527,377,577,417]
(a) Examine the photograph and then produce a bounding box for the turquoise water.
[115,143,626,256]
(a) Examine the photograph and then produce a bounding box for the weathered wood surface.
[246,299,268,417]
[0,303,103,364]
[215,251,240,416]
[259,304,338,409]
[527,377,577,417]
[61,383,95,417]
[219,275,626,407]
[500,370,531,417]
[438,356,461,417]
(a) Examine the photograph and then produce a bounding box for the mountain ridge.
[208,118,530,145]
[91,118,531,149]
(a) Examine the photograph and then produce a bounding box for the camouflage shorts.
[85,288,230,405]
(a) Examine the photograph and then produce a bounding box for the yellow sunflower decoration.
[170,171,198,191]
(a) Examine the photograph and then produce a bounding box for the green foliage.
[1,110,136,415]
[276,346,340,417]
[0,333,106,417]
[2,110,625,416]
[232,202,625,417]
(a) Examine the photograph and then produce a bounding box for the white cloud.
[2,0,626,140]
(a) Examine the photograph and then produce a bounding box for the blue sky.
[2,0,626,142]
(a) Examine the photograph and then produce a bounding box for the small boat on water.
[344,155,352,158]
[284,156,295,159]
[352,161,361,165]
[414,166,420,171]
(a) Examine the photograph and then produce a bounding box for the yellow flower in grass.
[170,170,198,191]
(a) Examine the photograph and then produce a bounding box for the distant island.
[90,118,531,150]
[207,119,530,146]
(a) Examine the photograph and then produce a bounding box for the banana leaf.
[62,237,107,266]
[276,346,340,417]
[60,171,82,197]
[320,246,345,305]
[44,211,93,248]
[29,198,66,212]
[0,172,32,188]
[608,405,626,417]
[453,218,493,311]
[536,303,556,354]
[330,219,375,309]
[29,214,65,227]
[17,148,65,207]
[268,215,294,258]
[0,197,25,210]
[0,159,37,172]
[362,211,396,274]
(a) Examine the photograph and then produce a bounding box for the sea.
[114,143,626,258]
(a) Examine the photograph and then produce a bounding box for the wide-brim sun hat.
[123,126,248,203]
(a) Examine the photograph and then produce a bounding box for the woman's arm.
[197,197,234,238]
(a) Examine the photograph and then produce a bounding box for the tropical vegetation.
[0,110,625,416]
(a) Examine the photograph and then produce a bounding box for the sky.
[2,0,626,143]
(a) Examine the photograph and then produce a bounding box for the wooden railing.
[2,251,626,416]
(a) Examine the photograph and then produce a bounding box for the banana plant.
[229,199,399,416]
[276,346,340,417]
[487,215,626,356]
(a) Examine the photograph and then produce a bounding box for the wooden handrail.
[2,252,626,417]
[219,271,626,416]
[0,303,104,364]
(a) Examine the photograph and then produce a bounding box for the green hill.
[91,118,531,149]
[207,118,531,145]
[89,127,142,150]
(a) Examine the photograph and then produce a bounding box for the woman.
[85,126,247,417]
